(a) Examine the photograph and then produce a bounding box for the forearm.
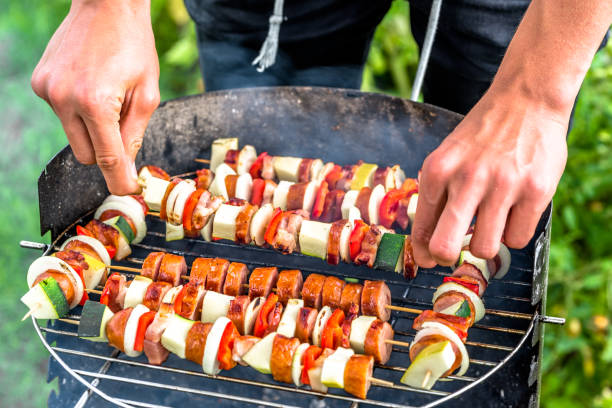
[491,0,612,117]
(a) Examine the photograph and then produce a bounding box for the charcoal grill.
[24,86,563,407]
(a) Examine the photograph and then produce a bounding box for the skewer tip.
[21,310,33,321]
[421,370,432,388]
[194,158,210,164]
[369,377,394,387]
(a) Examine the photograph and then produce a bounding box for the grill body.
[36,87,551,407]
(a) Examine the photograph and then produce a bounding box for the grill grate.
[24,207,549,408]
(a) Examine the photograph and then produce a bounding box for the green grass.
[1,1,610,407]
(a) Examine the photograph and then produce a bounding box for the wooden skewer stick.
[59,318,80,325]
[385,339,411,348]
[21,310,33,321]
[194,158,210,164]
[385,304,422,315]
[110,264,144,274]
[86,289,103,295]
[148,211,160,218]
[422,370,432,388]
[369,377,394,387]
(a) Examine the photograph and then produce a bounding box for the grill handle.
[20,240,49,251]
[538,315,565,325]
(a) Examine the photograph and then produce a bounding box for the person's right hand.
[31,0,160,195]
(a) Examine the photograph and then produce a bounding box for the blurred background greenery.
[0,0,610,407]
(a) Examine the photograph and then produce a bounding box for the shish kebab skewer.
[59,306,392,399]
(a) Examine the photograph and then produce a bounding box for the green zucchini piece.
[78,300,114,342]
[41,277,70,317]
[344,277,360,284]
[374,233,405,272]
[455,300,471,318]
[103,215,135,243]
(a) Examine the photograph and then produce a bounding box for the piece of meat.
[235,204,258,244]
[261,154,275,180]
[83,219,120,252]
[232,335,260,366]
[99,209,137,237]
[276,269,304,305]
[364,320,393,364]
[63,240,102,262]
[298,158,314,183]
[192,193,223,231]
[409,334,461,376]
[205,258,230,293]
[344,355,374,399]
[223,262,249,296]
[190,257,212,287]
[432,290,476,326]
[372,167,389,188]
[295,307,318,343]
[361,280,391,321]
[195,168,214,190]
[412,310,470,342]
[270,335,301,384]
[452,263,488,296]
[261,180,277,205]
[185,322,213,365]
[321,276,346,310]
[335,164,358,192]
[395,196,411,230]
[249,267,279,300]
[301,273,326,309]
[265,302,284,336]
[354,226,384,268]
[107,308,132,353]
[339,283,363,315]
[176,282,206,321]
[327,219,348,265]
[54,250,89,274]
[158,254,186,287]
[32,271,76,305]
[141,252,165,281]
[103,273,128,313]
[142,281,172,311]
[273,210,309,254]
[354,186,373,224]
[225,174,238,199]
[227,295,250,335]
[143,305,173,365]
[403,235,418,280]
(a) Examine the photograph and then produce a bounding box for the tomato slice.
[133,311,156,352]
[320,309,345,349]
[443,276,480,296]
[249,152,269,179]
[378,189,408,229]
[311,181,328,220]
[401,178,419,195]
[253,293,279,338]
[301,346,322,385]
[182,189,205,232]
[250,178,265,206]
[217,321,239,370]
[264,208,284,246]
[324,165,343,190]
[349,220,369,261]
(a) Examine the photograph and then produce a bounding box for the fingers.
[81,107,139,196]
[428,177,486,266]
[61,115,96,165]
[119,85,160,161]
[504,197,549,249]
[469,184,515,259]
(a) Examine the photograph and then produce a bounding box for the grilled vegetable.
[161,314,195,359]
[401,340,456,389]
[299,220,332,260]
[243,331,277,374]
[21,276,69,319]
[321,347,355,388]
[374,233,405,272]
[211,138,238,172]
[78,300,114,342]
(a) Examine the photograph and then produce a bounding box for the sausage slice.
[223,262,249,296]
[185,322,212,365]
[270,335,301,384]
[190,257,213,287]
[276,269,304,305]
[361,280,391,321]
[321,276,345,310]
[301,273,326,309]
[295,307,317,344]
[205,258,230,292]
[227,295,251,335]
[249,267,279,299]
[143,281,172,311]
[344,355,374,399]
[340,283,363,315]
[107,308,132,353]
[158,254,186,286]
[364,320,394,364]
[141,252,165,280]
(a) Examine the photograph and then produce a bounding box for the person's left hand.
[411,88,568,267]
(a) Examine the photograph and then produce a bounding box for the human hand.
[31,0,160,195]
[412,88,568,267]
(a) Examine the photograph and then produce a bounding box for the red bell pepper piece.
[264,208,284,246]
[217,321,239,370]
[301,345,323,385]
[320,309,345,349]
[76,225,94,238]
[253,293,279,338]
[99,272,120,306]
[311,181,329,220]
[349,220,369,261]
[182,189,205,233]
[173,285,188,315]
[324,165,343,190]
[378,189,408,229]
[443,276,480,296]
[133,311,156,352]
[70,264,89,305]
[249,152,269,179]
[250,178,265,206]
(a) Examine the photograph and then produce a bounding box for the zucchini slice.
[351,163,378,190]
[243,331,277,374]
[166,221,185,242]
[401,340,456,389]
[374,233,405,272]
[321,347,355,388]
[273,156,302,182]
[27,256,84,309]
[78,300,114,342]
[299,220,332,260]
[20,277,70,319]
[103,215,135,243]
[161,314,195,359]
[410,322,469,376]
[96,195,147,244]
